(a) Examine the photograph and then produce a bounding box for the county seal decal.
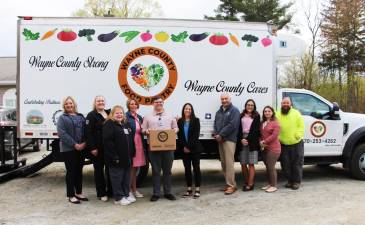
[310,121,326,138]
[118,46,178,105]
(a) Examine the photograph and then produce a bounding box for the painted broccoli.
[78,29,96,41]
[242,34,259,47]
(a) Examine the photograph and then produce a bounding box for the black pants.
[280,141,304,184]
[182,152,201,187]
[149,150,174,196]
[91,153,112,197]
[62,150,85,197]
[109,166,131,201]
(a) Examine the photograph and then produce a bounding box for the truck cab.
[278,88,365,179]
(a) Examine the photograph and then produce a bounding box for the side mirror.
[330,102,340,120]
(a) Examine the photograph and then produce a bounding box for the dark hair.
[262,106,276,122]
[152,96,163,103]
[181,103,196,121]
[241,99,259,118]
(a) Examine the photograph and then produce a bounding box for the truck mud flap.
[0,153,53,183]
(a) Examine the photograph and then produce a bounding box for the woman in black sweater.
[177,103,203,199]
[103,105,135,206]
[238,99,261,191]
[85,95,112,201]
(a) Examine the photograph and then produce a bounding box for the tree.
[320,0,365,112]
[280,52,321,90]
[300,0,324,90]
[205,0,293,29]
[74,0,162,18]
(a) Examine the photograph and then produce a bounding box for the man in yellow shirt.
[276,97,304,190]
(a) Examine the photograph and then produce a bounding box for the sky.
[0,0,312,57]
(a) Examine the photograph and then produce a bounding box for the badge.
[124,128,129,134]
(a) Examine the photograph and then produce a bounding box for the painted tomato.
[57,29,77,42]
[209,33,229,45]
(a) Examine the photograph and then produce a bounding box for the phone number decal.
[303,138,337,144]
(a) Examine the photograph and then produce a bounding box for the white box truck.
[17,17,365,180]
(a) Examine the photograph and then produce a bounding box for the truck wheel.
[136,163,149,188]
[350,144,365,180]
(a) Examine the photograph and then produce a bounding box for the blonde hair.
[93,95,105,111]
[126,98,139,110]
[107,105,126,122]
[62,96,78,113]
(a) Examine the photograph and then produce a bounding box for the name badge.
[124,128,129,134]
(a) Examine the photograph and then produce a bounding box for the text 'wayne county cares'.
[184,80,269,96]
[28,56,109,71]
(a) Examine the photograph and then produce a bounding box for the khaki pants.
[218,141,236,187]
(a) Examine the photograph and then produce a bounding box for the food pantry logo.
[310,121,326,138]
[118,46,178,105]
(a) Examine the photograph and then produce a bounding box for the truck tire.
[350,144,365,180]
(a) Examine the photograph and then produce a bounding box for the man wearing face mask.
[276,97,304,190]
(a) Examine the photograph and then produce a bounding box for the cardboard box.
[149,129,176,151]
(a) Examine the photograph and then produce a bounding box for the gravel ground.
[0,150,364,225]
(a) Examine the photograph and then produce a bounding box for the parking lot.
[0,150,364,225]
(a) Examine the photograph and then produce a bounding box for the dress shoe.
[164,194,176,201]
[224,186,236,195]
[150,195,160,202]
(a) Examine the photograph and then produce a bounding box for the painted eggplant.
[98,31,119,42]
[189,32,209,42]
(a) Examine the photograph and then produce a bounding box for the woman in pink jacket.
[260,106,281,193]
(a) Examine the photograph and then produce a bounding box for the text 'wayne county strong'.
[28,56,109,71]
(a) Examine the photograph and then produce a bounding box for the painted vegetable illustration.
[209,33,229,45]
[22,28,40,41]
[229,33,239,46]
[171,31,189,43]
[130,63,164,91]
[261,36,272,47]
[119,31,140,43]
[78,29,96,41]
[140,30,152,42]
[155,31,169,42]
[98,31,119,42]
[242,34,259,47]
[57,29,77,42]
[40,28,57,41]
[189,32,209,42]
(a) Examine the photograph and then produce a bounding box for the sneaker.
[100,196,108,202]
[133,191,144,198]
[127,193,136,203]
[114,197,131,206]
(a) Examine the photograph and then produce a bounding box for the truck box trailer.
[17,17,365,180]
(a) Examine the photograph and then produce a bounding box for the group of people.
[214,93,304,195]
[56,92,304,206]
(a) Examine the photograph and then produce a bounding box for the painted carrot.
[229,33,240,46]
[41,28,58,41]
